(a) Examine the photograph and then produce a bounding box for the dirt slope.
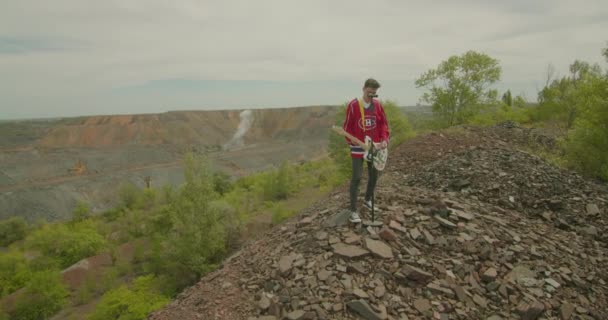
[34,106,335,149]
[149,125,608,320]
[0,106,338,221]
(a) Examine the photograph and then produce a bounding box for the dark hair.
[364,78,381,89]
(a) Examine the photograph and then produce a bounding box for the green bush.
[221,186,255,223]
[535,60,603,128]
[119,183,141,210]
[540,48,608,181]
[74,273,98,305]
[123,209,149,238]
[71,201,91,223]
[271,203,293,225]
[565,121,608,181]
[0,251,31,297]
[101,207,124,222]
[211,199,241,249]
[146,154,234,291]
[259,161,295,201]
[10,270,68,320]
[146,205,174,236]
[0,217,28,247]
[143,155,345,292]
[162,197,227,279]
[383,100,416,147]
[562,72,608,180]
[88,275,169,320]
[139,188,158,210]
[100,267,120,293]
[327,104,353,179]
[468,102,532,126]
[213,170,233,195]
[24,221,107,268]
[27,255,60,273]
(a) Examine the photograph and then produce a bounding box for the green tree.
[569,60,602,82]
[149,153,232,291]
[502,90,513,106]
[415,50,501,126]
[537,60,603,128]
[0,217,28,247]
[513,95,527,108]
[562,49,608,180]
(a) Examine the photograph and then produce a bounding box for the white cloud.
[1,0,607,118]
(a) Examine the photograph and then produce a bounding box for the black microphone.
[368,93,378,98]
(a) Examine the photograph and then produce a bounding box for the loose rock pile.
[403,147,607,242]
[150,127,607,320]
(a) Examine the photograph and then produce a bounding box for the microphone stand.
[365,93,380,223]
[368,94,378,223]
[370,142,376,222]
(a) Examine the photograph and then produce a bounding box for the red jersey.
[342,98,390,158]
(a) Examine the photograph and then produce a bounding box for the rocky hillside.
[149,125,607,320]
[34,107,336,149]
[0,106,338,221]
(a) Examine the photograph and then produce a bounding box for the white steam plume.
[223,110,253,150]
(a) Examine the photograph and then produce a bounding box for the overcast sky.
[1,0,607,119]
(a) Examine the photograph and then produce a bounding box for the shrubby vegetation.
[87,275,169,320]
[0,149,346,319]
[0,251,31,298]
[10,270,68,320]
[560,56,608,180]
[414,45,608,181]
[0,217,28,247]
[24,220,107,269]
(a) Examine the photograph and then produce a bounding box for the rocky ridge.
[403,147,607,242]
[150,125,607,320]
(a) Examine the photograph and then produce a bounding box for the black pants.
[349,157,380,212]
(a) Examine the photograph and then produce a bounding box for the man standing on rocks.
[342,78,390,223]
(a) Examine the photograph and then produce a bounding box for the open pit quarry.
[0,106,338,222]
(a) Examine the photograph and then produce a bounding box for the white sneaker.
[349,211,362,223]
[364,200,381,213]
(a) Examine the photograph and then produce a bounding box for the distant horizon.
[0,77,540,120]
[0,102,431,122]
[2,1,606,120]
